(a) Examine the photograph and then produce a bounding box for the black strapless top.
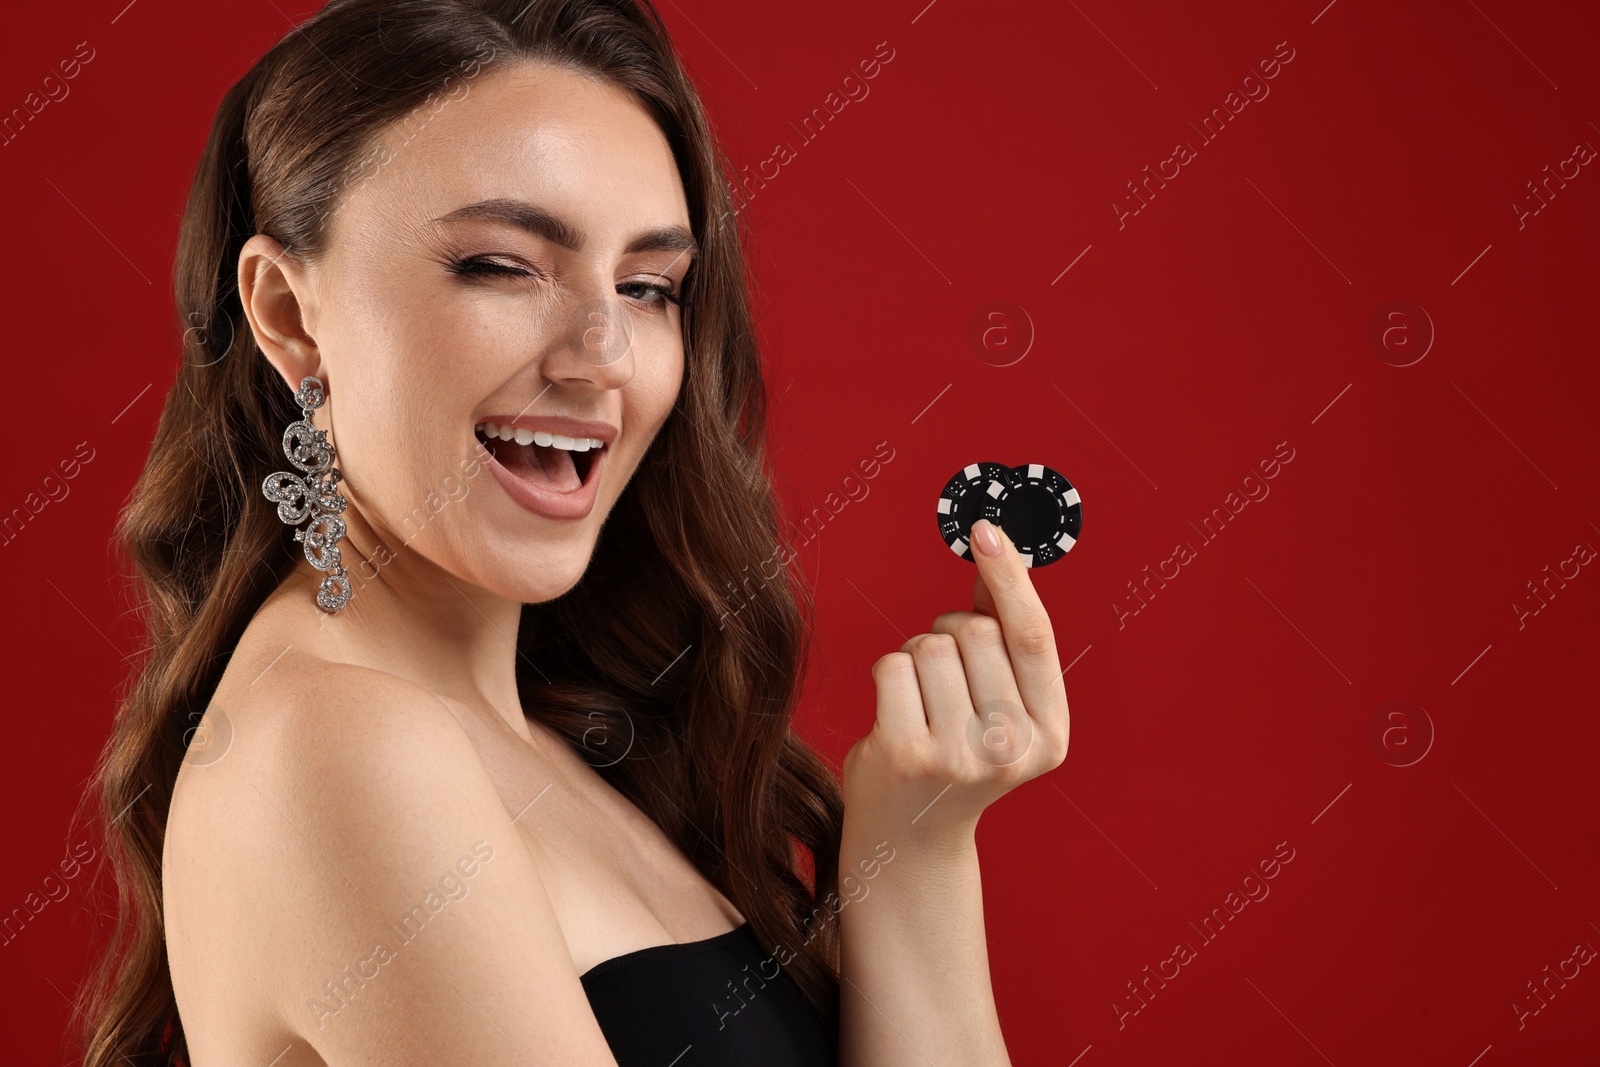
[578,922,836,1066]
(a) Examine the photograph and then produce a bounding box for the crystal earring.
[261,375,353,613]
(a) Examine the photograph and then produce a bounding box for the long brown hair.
[68,1,845,1063]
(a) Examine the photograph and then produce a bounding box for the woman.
[72,1,1069,1064]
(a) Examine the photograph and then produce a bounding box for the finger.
[968,519,1065,719]
[900,633,974,743]
[869,651,929,746]
[931,610,1034,765]
[972,562,997,621]
[930,611,1018,707]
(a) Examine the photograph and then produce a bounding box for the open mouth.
[475,421,604,493]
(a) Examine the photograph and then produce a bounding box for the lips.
[476,426,607,521]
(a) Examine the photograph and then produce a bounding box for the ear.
[238,233,322,393]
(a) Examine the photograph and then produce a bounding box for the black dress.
[579,922,837,1065]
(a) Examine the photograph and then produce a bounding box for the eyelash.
[448,257,686,308]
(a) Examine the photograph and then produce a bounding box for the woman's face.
[275,59,693,605]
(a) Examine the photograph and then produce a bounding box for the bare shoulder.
[220,652,490,805]
[165,652,621,1065]
[170,652,494,861]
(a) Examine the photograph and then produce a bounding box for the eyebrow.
[431,197,698,261]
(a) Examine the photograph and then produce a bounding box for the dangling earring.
[261,375,353,613]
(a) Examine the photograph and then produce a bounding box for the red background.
[3,0,1597,1064]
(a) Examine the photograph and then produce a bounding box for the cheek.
[607,329,682,486]
[325,304,496,526]
[335,267,525,425]
[633,329,685,420]
[337,403,463,530]
[636,313,686,380]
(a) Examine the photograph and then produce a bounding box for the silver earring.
[261,375,353,613]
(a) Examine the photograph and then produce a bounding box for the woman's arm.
[835,519,1070,1067]
[836,816,1007,1067]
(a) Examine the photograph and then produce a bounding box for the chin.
[471,538,598,604]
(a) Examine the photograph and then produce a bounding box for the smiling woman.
[72,1,1064,1065]
[69,2,851,1065]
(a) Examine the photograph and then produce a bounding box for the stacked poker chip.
[936,462,1083,568]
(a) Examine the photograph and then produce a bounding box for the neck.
[269,496,534,743]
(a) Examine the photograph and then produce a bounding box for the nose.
[539,283,637,392]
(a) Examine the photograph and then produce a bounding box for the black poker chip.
[936,462,1014,562]
[981,464,1082,568]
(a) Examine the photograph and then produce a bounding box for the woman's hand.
[842,518,1070,847]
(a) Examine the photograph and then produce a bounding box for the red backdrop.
[3,0,1597,1064]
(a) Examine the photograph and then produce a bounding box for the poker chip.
[979,463,1083,568]
[936,462,1014,562]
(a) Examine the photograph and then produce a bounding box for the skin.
[838,516,1069,1066]
[162,55,1068,1067]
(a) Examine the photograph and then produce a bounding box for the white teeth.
[475,423,606,451]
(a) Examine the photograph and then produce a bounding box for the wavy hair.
[68,1,844,1063]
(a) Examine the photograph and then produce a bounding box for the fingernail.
[974,520,1001,557]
